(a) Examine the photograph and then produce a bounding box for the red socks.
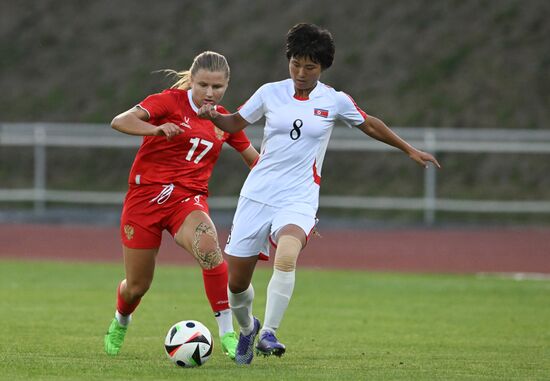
[202,261,230,312]
[115,262,228,317]
[116,281,141,315]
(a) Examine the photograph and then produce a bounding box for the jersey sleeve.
[138,90,176,120]
[216,105,230,115]
[226,129,252,152]
[237,84,268,124]
[335,91,368,128]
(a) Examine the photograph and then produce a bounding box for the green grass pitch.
[0,259,549,380]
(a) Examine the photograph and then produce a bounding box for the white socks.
[228,284,255,335]
[115,310,131,327]
[263,269,295,333]
[228,270,296,336]
[214,308,234,337]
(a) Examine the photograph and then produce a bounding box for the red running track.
[1,224,549,274]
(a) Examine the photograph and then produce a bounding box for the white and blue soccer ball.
[164,320,213,367]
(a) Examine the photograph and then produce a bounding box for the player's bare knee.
[196,247,223,270]
[228,278,249,294]
[274,235,302,272]
[126,282,150,300]
[193,223,223,269]
[196,235,218,255]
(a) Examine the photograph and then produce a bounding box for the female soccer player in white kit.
[199,23,441,365]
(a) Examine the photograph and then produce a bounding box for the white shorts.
[225,196,317,258]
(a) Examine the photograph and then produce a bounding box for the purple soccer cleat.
[235,317,261,365]
[255,330,286,357]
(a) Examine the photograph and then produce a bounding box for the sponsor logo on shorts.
[124,224,135,240]
[194,195,203,207]
[226,224,233,244]
[182,195,205,208]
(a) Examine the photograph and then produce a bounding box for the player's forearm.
[240,145,260,169]
[359,116,414,155]
[111,112,156,136]
[211,113,248,134]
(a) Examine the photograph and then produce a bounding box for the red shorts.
[120,184,210,249]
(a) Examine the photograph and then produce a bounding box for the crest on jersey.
[314,108,329,118]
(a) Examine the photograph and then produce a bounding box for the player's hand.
[197,104,220,120]
[409,148,441,169]
[154,123,183,141]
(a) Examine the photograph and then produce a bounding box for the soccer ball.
[164,320,213,367]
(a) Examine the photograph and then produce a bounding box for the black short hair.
[285,23,335,70]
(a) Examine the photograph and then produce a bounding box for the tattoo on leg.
[192,222,223,269]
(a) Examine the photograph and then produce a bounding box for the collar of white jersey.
[286,78,324,100]
[187,89,218,114]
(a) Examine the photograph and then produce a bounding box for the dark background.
[2,0,549,128]
[2,0,550,227]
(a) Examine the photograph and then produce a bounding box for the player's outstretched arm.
[239,145,260,169]
[357,115,441,169]
[197,105,249,134]
[111,107,183,140]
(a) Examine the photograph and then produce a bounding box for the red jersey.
[128,89,251,196]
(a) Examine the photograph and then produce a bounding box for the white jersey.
[238,78,367,215]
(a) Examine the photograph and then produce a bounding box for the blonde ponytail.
[168,70,192,90]
[159,51,230,90]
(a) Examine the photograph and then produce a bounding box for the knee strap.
[274,235,302,272]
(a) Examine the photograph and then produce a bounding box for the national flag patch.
[314,108,329,118]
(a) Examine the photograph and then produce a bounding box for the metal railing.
[2,123,550,224]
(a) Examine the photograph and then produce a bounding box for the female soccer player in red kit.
[103,51,259,360]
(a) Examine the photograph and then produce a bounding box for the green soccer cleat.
[221,331,238,359]
[104,318,127,356]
